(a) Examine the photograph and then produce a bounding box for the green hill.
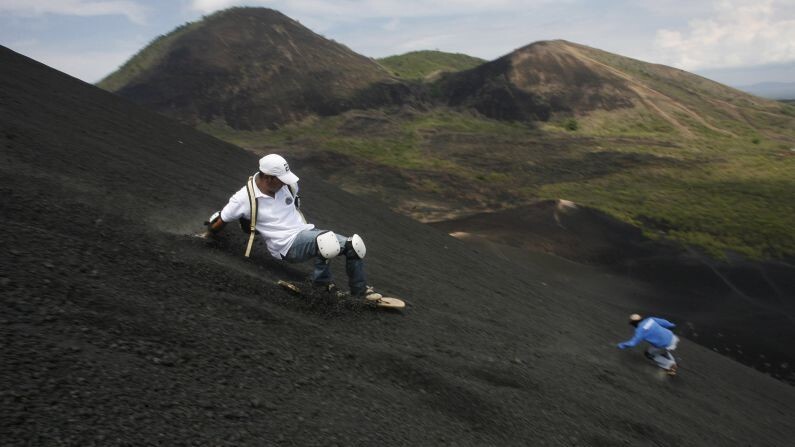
[97,21,202,93]
[377,50,485,79]
[98,7,402,130]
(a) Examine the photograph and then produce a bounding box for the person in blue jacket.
[617,314,679,375]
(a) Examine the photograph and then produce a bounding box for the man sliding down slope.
[204,153,382,301]
[617,314,680,375]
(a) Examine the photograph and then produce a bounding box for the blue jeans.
[283,229,367,295]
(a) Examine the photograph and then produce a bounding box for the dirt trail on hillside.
[565,44,735,138]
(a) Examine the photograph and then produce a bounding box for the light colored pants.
[645,335,679,370]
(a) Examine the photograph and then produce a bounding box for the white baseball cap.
[259,154,299,185]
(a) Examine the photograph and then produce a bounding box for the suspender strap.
[244,175,257,257]
[287,183,307,224]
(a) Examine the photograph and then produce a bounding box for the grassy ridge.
[377,51,485,79]
[539,160,795,259]
[203,106,795,260]
[543,100,795,258]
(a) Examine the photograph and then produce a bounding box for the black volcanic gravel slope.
[2,46,794,446]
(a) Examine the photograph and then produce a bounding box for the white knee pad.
[316,231,341,259]
[347,234,366,259]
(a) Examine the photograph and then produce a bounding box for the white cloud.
[654,0,795,70]
[395,33,457,53]
[0,0,149,24]
[6,37,148,83]
[191,0,239,14]
[6,38,39,48]
[634,0,714,18]
[42,49,140,82]
[383,18,400,31]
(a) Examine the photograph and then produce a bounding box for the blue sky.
[1,0,794,86]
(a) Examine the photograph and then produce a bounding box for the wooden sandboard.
[373,297,405,309]
[278,280,405,310]
[277,280,302,295]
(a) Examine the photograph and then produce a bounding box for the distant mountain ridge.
[377,50,485,79]
[736,81,795,100]
[439,40,633,121]
[438,39,783,127]
[101,11,784,135]
[98,7,410,129]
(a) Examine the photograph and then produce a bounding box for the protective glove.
[204,210,225,234]
[617,342,628,350]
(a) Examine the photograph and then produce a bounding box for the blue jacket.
[618,317,676,349]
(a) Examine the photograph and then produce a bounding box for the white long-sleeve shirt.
[220,175,314,258]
